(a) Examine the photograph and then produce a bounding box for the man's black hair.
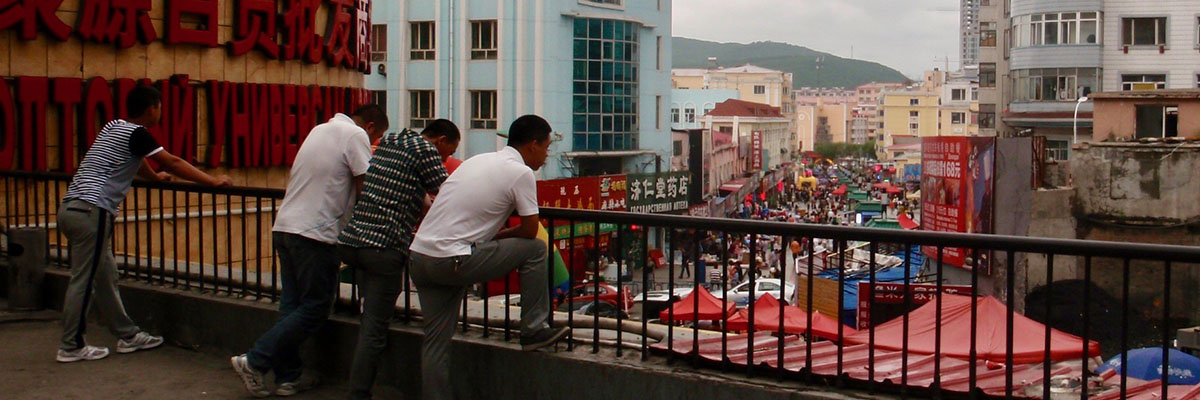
[126,85,162,119]
[421,119,461,142]
[506,115,551,147]
[351,103,389,131]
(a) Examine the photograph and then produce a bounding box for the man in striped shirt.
[338,119,459,400]
[56,85,233,363]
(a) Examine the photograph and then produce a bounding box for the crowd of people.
[54,85,567,400]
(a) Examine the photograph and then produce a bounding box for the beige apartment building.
[672,64,794,111]
[880,91,941,147]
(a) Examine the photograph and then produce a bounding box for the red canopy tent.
[659,286,737,322]
[897,213,919,230]
[831,184,848,196]
[844,294,1101,364]
[871,182,888,189]
[725,295,857,341]
[885,185,903,195]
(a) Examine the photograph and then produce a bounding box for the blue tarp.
[814,246,924,326]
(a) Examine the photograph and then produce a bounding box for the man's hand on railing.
[211,175,234,187]
[155,172,173,182]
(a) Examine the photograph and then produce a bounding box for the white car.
[712,279,796,307]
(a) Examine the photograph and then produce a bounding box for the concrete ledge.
[12,264,879,400]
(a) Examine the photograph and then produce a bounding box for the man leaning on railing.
[56,85,233,363]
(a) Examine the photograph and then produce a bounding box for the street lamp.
[1073,96,1090,144]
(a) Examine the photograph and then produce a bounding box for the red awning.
[897,213,919,230]
[885,185,903,194]
[660,286,737,322]
[831,184,848,196]
[872,182,888,189]
[844,294,1101,364]
[719,180,746,193]
[726,295,856,341]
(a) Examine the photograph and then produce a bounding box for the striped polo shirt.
[63,119,163,214]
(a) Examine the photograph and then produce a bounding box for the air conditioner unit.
[377,63,387,76]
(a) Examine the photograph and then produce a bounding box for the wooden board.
[793,275,843,317]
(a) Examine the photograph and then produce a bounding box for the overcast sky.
[672,0,961,78]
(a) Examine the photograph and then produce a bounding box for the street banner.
[751,130,763,170]
[626,171,692,214]
[920,137,995,271]
[856,282,974,329]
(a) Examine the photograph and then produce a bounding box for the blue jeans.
[340,245,407,400]
[246,232,340,384]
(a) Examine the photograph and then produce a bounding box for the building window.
[1013,12,1099,47]
[410,22,435,60]
[673,140,683,156]
[684,108,695,123]
[1122,17,1168,47]
[980,63,996,88]
[952,88,966,101]
[909,123,919,133]
[1135,105,1179,138]
[370,24,386,61]
[951,112,965,124]
[371,90,387,111]
[980,22,997,47]
[909,98,919,106]
[979,104,995,129]
[572,18,639,151]
[703,106,714,116]
[1046,140,1069,161]
[1013,68,1099,101]
[581,0,622,6]
[1122,74,1167,91]
[655,96,662,129]
[656,36,662,71]
[470,20,497,60]
[409,90,434,129]
[753,85,765,95]
[671,107,679,123]
[470,90,497,129]
[909,111,919,118]
[1196,74,1200,88]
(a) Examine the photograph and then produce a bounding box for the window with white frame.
[370,25,386,61]
[410,90,435,129]
[410,22,435,60]
[909,111,919,118]
[684,108,695,123]
[1046,140,1069,162]
[470,90,497,129]
[980,22,997,47]
[753,85,765,95]
[952,112,965,124]
[1122,74,1167,91]
[1122,17,1168,47]
[979,104,996,129]
[1013,12,1099,47]
[471,20,497,60]
[952,88,966,101]
[1013,68,1099,101]
[909,98,919,106]
[671,107,679,123]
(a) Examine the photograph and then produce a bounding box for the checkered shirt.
[338,130,448,252]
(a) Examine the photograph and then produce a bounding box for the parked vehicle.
[712,279,796,307]
[556,300,629,319]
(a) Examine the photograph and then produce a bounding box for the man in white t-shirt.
[230,104,386,398]
[409,115,567,400]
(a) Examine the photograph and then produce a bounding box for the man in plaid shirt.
[338,119,460,400]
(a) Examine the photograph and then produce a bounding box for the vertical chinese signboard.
[920,137,995,272]
[626,171,692,214]
[751,130,763,171]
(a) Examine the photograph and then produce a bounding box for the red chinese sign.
[0,0,370,71]
[919,137,995,271]
[537,177,600,210]
[856,282,974,330]
[751,130,763,171]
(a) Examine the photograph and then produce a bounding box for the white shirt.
[272,114,372,244]
[410,146,539,258]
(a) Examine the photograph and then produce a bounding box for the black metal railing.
[5,169,1200,399]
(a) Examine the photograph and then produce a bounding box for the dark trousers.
[246,232,339,384]
[340,245,406,400]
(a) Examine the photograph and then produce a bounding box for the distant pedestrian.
[56,85,232,363]
[231,104,388,397]
[338,120,460,400]
[408,115,568,400]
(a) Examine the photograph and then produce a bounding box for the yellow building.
[794,102,851,152]
[672,64,793,110]
[880,91,941,148]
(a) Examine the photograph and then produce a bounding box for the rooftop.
[707,98,786,118]
[1089,89,1200,100]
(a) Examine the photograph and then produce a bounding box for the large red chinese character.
[76,0,156,48]
[280,0,323,63]
[323,0,355,68]
[0,0,71,40]
[164,0,218,47]
[229,0,279,58]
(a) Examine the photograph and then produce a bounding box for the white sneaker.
[275,373,320,396]
[230,354,270,398]
[57,345,110,363]
[116,332,164,354]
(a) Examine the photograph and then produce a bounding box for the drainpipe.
[447,0,455,121]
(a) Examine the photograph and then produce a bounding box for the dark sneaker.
[230,354,270,398]
[275,373,320,396]
[520,327,569,351]
[56,345,110,363]
[116,332,164,353]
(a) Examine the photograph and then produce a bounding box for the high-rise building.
[366,0,673,179]
[960,0,981,66]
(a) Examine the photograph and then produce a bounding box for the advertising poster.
[920,137,995,272]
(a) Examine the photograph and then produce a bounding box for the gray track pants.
[409,238,549,400]
[58,199,140,351]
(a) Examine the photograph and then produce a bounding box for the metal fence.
[5,170,1200,399]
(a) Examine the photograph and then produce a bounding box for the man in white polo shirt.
[409,115,568,400]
